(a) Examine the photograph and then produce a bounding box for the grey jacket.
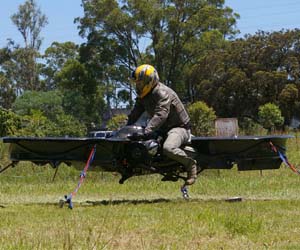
[127,82,190,134]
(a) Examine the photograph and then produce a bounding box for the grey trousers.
[163,127,196,168]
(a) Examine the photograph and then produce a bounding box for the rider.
[127,64,197,185]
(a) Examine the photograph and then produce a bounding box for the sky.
[227,0,300,36]
[0,0,300,52]
[0,0,84,52]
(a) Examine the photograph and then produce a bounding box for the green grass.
[1,136,300,249]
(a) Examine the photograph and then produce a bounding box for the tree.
[15,110,87,137]
[78,31,130,109]
[0,71,16,109]
[41,42,79,90]
[12,90,64,120]
[117,89,131,107]
[279,84,299,123]
[11,0,48,50]
[0,42,35,99]
[14,109,55,137]
[191,29,300,123]
[187,101,216,136]
[0,108,21,136]
[258,103,284,132]
[12,91,87,137]
[10,0,48,92]
[77,0,238,102]
[107,114,128,130]
[56,59,106,129]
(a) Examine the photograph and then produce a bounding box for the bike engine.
[126,139,159,163]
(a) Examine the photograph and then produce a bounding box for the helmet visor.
[130,70,136,81]
[135,81,144,96]
[129,70,144,96]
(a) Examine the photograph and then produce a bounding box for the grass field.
[1,136,300,249]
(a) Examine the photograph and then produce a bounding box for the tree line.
[0,0,298,136]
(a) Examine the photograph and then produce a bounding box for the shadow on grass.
[85,198,172,206]
[13,198,173,208]
[12,197,245,208]
[83,197,247,206]
[13,196,283,209]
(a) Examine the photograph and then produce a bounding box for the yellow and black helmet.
[130,64,159,98]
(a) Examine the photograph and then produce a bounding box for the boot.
[185,163,197,185]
